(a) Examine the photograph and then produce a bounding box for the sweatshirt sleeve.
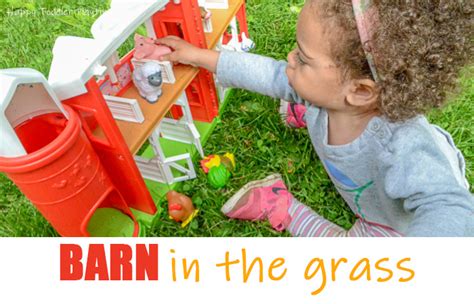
[215,51,304,103]
[381,123,474,236]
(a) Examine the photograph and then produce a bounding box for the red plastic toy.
[0,0,251,237]
[0,105,139,237]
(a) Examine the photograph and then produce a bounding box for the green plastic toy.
[207,164,231,189]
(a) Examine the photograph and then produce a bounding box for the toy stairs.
[134,93,203,184]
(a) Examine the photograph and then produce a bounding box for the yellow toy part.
[181,209,199,228]
[200,153,236,173]
[204,155,221,169]
[222,152,235,171]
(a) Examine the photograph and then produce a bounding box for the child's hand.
[155,36,219,73]
[155,36,200,66]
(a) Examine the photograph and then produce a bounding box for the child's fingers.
[155,36,181,49]
[160,51,182,64]
[159,53,174,62]
[155,36,194,65]
[159,54,169,61]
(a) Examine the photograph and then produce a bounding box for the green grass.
[0,0,472,237]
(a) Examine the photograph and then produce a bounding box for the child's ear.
[345,79,379,108]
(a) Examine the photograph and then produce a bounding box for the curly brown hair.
[311,0,473,121]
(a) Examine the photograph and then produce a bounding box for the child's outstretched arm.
[156,36,302,103]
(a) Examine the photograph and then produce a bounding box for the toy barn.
[0,0,252,236]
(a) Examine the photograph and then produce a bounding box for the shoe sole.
[221,173,283,214]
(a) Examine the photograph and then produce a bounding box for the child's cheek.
[285,68,294,86]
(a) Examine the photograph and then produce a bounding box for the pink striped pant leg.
[288,200,402,237]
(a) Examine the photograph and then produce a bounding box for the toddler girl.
[157,0,474,236]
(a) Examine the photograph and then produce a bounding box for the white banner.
[0,238,472,303]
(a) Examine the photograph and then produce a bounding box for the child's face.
[286,2,349,109]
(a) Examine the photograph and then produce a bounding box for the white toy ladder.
[134,127,196,184]
[158,93,204,158]
[134,93,203,185]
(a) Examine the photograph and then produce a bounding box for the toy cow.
[133,33,172,60]
[132,61,163,103]
[221,32,255,53]
[240,32,255,52]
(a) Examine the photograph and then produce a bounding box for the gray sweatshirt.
[216,51,474,236]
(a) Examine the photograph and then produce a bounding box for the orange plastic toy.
[152,0,219,122]
[0,0,251,237]
[167,191,198,227]
[0,105,139,236]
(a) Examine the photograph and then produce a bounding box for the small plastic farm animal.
[221,32,255,53]
[132,61,163,103]
[133,33,172,60]
[199,6,212,32]
[167,191,196,223]
[200,6,212,20]
[240,32,255,52]
[200,153,235,189]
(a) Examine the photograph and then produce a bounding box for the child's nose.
[287,50,296,68]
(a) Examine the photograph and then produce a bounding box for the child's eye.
[295,51,306,65]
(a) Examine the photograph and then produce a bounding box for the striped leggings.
[288,200,402,237]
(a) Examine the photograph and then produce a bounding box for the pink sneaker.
[221,174,292,231]
[279,99,307,128]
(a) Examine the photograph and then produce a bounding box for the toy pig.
[133,34,172,61]
[132,61,163,103]
[167,191,195,223]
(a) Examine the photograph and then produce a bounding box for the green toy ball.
[207,164,231,189]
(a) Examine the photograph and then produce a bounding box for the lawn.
[0,0,472,237]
